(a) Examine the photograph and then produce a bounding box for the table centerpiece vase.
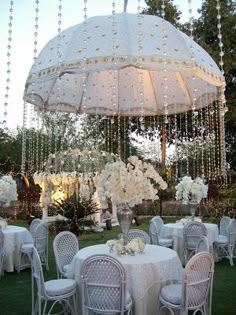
[117,204,133,245]
[188,201,198,221]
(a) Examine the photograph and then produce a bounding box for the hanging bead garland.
[137,0,145,131]
[216,0,227,180]
[2,0,14,129]
[21,101,28,176]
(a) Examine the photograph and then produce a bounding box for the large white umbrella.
[24,13,225,116]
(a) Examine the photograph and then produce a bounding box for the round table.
[1,225,33,272]
[160,222,219,263]
[66,244,183,315]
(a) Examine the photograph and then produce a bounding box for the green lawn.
[0,220,235,315]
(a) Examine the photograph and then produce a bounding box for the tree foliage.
[143,0,181,26]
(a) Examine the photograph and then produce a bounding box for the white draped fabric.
[66,244,183,315]
[160,223,219,264]
[1,225,33,272]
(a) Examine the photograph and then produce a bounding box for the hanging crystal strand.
[111,0,120,157]
[185,111,189,175]
[178,114,182,176]
[209,102,216,180]
[35,108,40,173]
[28,105,34,175]
[2,1,14,129]
[161,0,166,19]
[160,0,169,169]
[53,0,63,159]
[128,116,132,157]
[123,117,126,161]
[216,0,227,182]
[205,103,211,180]
[21,102,28,176]
[174,113,178,180]
[81,0,88,149]
[104,118,108,152]
[199,107,205,178]
[187,0,197,178]
[137,0,145,135]
[30,0,39,175]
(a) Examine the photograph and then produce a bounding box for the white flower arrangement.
[106,238,145,255]
[0,175,18,206]
[0,219,8,228]
[94,156,167,209]
[175,176,208,205]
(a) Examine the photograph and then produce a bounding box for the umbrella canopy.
[24,13,225,116]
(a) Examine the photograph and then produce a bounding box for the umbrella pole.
[123,0,128,12]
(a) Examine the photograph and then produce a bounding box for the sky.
[0,0,202,130]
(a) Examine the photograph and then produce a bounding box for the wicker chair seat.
[215,235,228,244]
[159,238,173,247]
[44,278,76,297]
[160,284,182,305]
[21,243,34,253]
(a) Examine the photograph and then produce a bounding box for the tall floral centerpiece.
[175,176,208,220]
[94,156,167,242]
[0,175,18,207]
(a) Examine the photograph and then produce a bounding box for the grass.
[0,219,236,315]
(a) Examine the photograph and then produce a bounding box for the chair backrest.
[32,246,46,298]
[149,221,159,245]
[34,223,48,264]
[183,222,207,250]
[128,229,150,244]
[219,216,231,237]
[228,219,236,247]
[183,251,214,310]
[30,218,42,238]
[195,236,209,253]
[53,231,79,277]
[150,216,163,235]
[81,254,127,314]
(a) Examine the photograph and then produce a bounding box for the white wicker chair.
[149,219,173,248]
[215,216,231,245]
[183,221,207,265]
[0,230,5,278]
[19,222,49,272]
[127,229,150,244]
[31,247,77,315]
[214,218,236,266]
[29,218,42,238]
[53,231,79,278]
[196,236,210,253]
[81,254,132,315]
[159,251,214,315]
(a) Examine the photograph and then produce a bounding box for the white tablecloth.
[66,244,183,315]
[160,223,219,263]
[2,225,33,272]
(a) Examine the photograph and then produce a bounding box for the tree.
[193,0,236,169]
[143,0,182,26]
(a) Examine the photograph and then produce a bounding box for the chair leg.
[229,246,234,266]
[160,305,176,315]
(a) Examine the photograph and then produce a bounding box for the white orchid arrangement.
[175,176,208,205]
[0,175,18,206]
[94,156,167,209]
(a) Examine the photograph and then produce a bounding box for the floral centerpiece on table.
[175,176,208,205]
[94,156,167,209]
[106,238,145,256]
[0,175,18,207]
